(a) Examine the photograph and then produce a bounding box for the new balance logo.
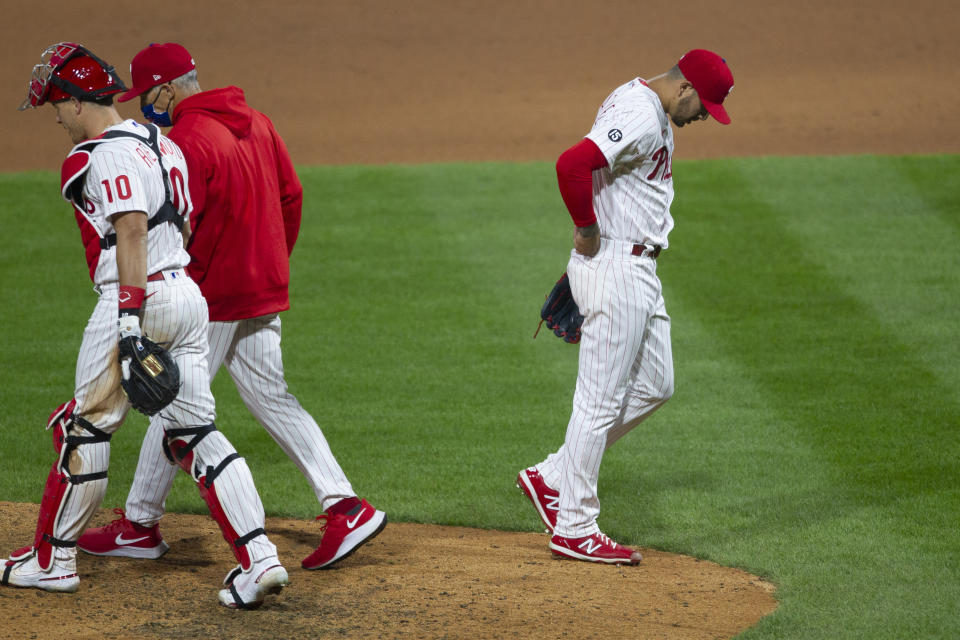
[578,538,602,554]
[545,495,560,511]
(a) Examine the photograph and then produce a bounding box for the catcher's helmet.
[19,42,126,111]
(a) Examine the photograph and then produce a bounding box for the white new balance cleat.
[217,556,289,610]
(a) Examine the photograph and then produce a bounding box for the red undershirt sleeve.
[555,137,609,227]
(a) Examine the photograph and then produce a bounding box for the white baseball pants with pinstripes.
[57,271,276,562]
[536,242,674,538]
[126,313,355,526]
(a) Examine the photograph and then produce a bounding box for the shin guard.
[165,425,265,570]
[29,402,110,570]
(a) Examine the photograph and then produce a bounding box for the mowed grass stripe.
[663,156,959,639]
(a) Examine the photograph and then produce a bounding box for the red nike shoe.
[301,498,387,570]
[77,508,169,559]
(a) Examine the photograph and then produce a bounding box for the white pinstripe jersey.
[65,120,192,285]
[585,79,675,248]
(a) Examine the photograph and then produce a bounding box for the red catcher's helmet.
[19,42,126,111]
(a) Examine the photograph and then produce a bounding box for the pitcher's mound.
[0,502,775,639]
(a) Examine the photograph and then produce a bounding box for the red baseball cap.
[677,49,734,125]
[116,42,195,103]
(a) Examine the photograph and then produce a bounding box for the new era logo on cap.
[152,74,162,81]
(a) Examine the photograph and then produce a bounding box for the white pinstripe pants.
[57,273,275,561]
[538,242,674,538]
[126,313,354,526]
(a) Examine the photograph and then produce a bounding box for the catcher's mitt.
[535,272,584,344]
[118,336,181,416]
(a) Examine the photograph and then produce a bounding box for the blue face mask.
[141,103,172,127]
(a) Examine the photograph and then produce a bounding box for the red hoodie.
[169,86,303,321]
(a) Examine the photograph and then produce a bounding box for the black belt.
[631,244,662,258]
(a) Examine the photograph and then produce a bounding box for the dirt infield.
[1,1,957,638]
[1,0,957,172]
[0,503,776,640]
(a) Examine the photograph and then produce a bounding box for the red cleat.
[549,531,642,565]
[516,467,559,533]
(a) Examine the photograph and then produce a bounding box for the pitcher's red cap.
[117,43,195,103]
[677,49,734,124]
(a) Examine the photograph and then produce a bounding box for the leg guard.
[165,425,272,570]
[47,399,76,453]
[28,402,111,571]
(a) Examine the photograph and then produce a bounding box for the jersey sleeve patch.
[588,98,661,171]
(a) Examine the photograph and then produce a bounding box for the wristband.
[118,285,145,340]
[118,285,145,317]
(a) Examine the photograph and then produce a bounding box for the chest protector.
[60,124,184,251]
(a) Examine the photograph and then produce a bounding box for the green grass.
[1,155,958,639]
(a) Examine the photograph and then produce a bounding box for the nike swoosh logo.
[346,508,368,529]
[115,533,149,545]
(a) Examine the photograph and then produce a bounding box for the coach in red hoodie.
[160,84,301,320]
[77,43,387,572]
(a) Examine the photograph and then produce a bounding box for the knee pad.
[163,424,217,478]
[164,425,265,570]
[46,398,76,454]
[32,404,111,570]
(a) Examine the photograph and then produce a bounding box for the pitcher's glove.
[118,336,181,416]
[535,272,584,344]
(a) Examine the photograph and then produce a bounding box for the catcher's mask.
[19,42,126,111]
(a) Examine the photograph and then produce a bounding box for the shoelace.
[102,508,129,531]
[314,511,351,537]
[314,513,331,534]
